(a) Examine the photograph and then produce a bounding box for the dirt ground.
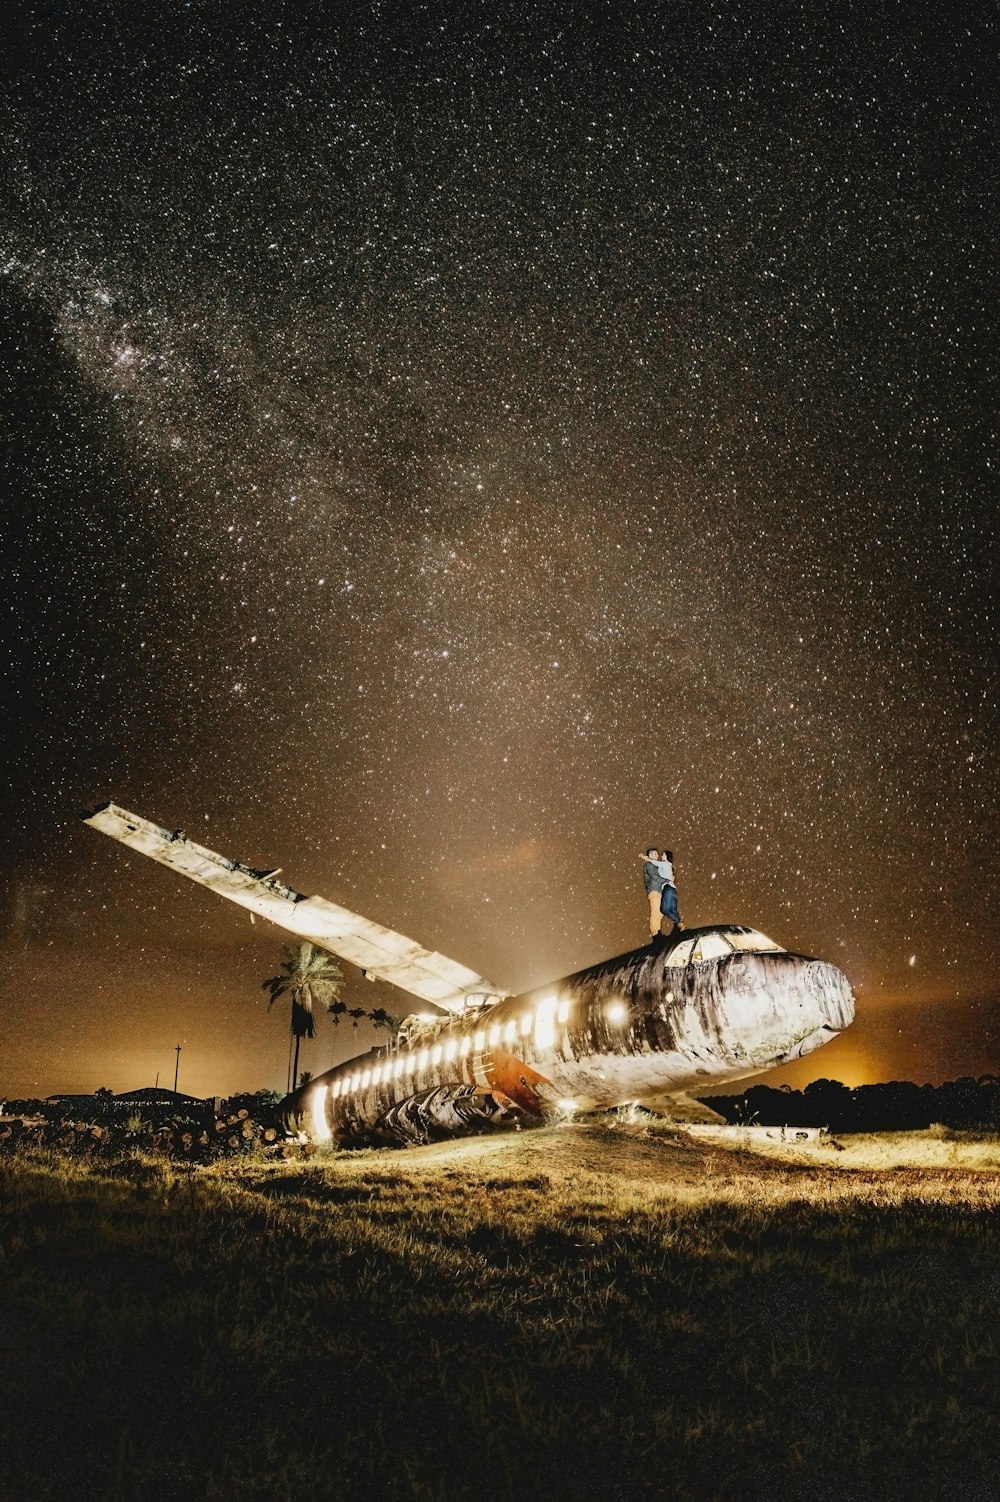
[284,1117,1000,1207]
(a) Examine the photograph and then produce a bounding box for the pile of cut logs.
[0,1109,315,1161]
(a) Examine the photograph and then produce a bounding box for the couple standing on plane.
[641,847,684,940]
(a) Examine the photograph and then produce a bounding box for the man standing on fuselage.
[642,848,666,938]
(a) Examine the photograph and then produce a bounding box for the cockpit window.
[663,938,695,967]
[663,927,785,966]
[690,932,734,962]
[725,928,782,953]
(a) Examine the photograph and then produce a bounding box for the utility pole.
[173,1044,182,1094]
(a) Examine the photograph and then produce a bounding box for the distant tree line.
[706,1076,1000,1132]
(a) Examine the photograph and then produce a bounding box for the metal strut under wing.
[83,803,505,1014]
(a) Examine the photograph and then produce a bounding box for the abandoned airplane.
[84,803,855,1145]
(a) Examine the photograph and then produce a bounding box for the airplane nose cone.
[808,960,855,1031]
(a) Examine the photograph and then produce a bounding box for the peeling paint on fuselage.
[285,928,855,1146]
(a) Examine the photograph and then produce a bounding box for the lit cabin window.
[534,995,558,1050]
[331,1080,340,1100]
[520,1013,532,1036]
[487,1023,501,1046]
[557,1000,570,1024]
[373,1065,383,1084]
[444,1038,458,1062]
[361,1069,371,1087]
[459,1035,472,1057]
[310,1086,331,1142]
[404,1054,415,1074]
[503,1019,517,1044]
[473,1030,486,1051]
[664,938,695,967]
[431,1043,443,1065]
[394,1057,405,1079]
[417,1048,430,1070]
[606,1000,628,1025]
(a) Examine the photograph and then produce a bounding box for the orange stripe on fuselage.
[477,1048,553,1112]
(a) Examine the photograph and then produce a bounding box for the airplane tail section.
[83,803,505,1014]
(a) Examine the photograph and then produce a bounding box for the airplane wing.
[83,803,505,1014]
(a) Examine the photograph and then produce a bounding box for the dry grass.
[1,1122,997,1502]
[784,1127,1000,1172]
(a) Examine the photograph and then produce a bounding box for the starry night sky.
[2,1,996,1099]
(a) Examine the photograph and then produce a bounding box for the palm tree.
[262,942,345,1092]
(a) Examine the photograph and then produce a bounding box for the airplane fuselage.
[286,927,855,1145]
[80,806,855,1149]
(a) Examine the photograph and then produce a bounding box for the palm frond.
[262,976,287,1007]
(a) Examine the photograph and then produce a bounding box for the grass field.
[1,1122,998,1502]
